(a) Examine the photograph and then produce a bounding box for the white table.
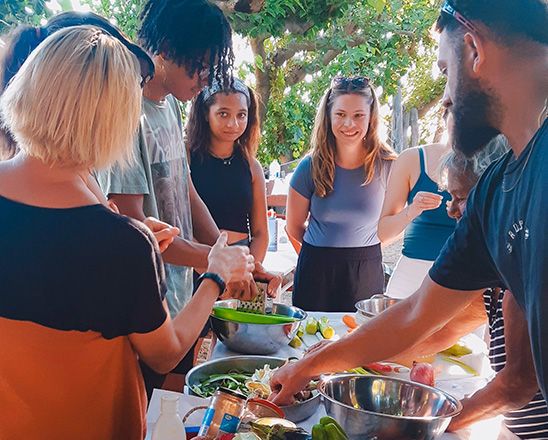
[146,311,518,439]
[209,312,516,440]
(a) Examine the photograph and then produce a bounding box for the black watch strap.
[197,272,226,296]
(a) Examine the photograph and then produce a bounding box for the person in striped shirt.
[442,141,548,438]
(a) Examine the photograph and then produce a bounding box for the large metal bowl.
[355,295,400,323]
[210,299,307,355]
[319,374,462,440]
[186,356,320,423]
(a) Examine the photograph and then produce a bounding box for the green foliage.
[230,0,350,38]
[0,0,50,33]
[236,0,441,163]
[80,0,144,39]
[404,49,446,111]
[1,0,445,162]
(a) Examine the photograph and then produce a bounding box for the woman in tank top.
[186,79,269,263]
[287,76,396,312]
[378,113,456,298]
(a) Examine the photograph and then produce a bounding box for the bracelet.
[197,272,226,297]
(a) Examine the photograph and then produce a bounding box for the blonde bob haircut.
[0,26,141,170]
[310,77,396,198]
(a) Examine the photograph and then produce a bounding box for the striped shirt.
[484,290,548,439]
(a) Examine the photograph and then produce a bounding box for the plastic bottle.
[152,396,186,440]
[269,160,281,179]
[267,209,278,252]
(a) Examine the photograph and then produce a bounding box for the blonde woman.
[287,76,396,312]
[0,26,253,439]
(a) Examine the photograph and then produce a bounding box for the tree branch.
[211,0,265,14]
[249,36,271,125]
[284,35,367,85]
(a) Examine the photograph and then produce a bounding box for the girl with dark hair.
[186,78,269,262]
[287,76,397,312]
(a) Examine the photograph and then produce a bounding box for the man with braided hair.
[97,0,279,395]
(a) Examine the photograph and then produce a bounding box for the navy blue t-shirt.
[430,119,548,398]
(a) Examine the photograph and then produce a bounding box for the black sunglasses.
[331,76,370,91]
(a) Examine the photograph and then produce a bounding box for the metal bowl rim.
[210,301,308,325]
[318,373,463,421]
[279,389,322,409]
[185,355,288,395]
[354,298,401,318]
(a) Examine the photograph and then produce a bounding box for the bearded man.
[269,0,548,425]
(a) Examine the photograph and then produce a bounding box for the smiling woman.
[287,76,397,312]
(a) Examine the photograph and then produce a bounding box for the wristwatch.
[197,272,226,297]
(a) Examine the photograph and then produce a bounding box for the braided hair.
[138,0,234,86]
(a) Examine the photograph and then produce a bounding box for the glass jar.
[198,388,246,439]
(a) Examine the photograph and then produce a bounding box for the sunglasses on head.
[441,1,479,34]
[330,76,370,91]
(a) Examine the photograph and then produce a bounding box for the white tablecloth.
[146,312,518,440]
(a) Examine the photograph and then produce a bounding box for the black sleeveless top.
[190,148,253,234]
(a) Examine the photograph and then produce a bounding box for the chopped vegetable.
[440,355,479,376]
[289,335,302,348]
[305,317,319,334]
[312,424,327,440]
[348,367,370,375]
[250,422,310,440]
[364,362,393,373]
[311,417,348,440]
[440,343,472,357]
[192,364,316,401]
[318,317,335,339]
[342,315,357,330]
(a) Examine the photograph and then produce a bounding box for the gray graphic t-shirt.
[97,96,193,317]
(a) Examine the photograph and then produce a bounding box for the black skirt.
[293,241,384,312]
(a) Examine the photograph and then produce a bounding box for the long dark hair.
[0,11,154,160]
[186,83,261,165]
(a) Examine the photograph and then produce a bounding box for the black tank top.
[190,148,253,234]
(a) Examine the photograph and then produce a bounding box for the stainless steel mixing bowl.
[319,374,462,440]
[355,295,401,322]
[186,356,320,423]
[210,299,307,355]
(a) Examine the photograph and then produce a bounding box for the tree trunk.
[410,108,420,148]
[403,110,410,150]
[250,36,270,127]
[433,115,446,143]
[391,83,404,153]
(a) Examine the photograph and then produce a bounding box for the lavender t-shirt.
[290,155,390,248]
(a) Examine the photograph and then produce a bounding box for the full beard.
[451,66,502,157]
